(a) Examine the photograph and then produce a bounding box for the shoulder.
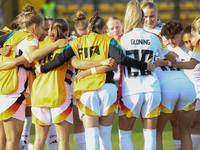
[157,19,165,28]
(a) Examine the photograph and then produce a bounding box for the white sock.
[143,129,156,150]
[191,134,200,150]
[85,127,99,150]
[46,125,57,150]
[173,139,181,150]
[99,125,112,150]
[74,132,86,150]
[20,117,32,150]
[119,129,134,150]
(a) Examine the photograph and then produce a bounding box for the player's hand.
[155,58,167,67]
[76,70,90,81]
[101,58,118,68]
[0,46,11,56]
[55,39,69,48]
[146,57,155,72]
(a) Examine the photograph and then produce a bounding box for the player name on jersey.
[131,39,150,45]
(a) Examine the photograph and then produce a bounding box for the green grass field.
[29,115,174,150]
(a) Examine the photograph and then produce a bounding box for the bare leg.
[190,110,200,134]
[177,109,194,150]
[54,121,71,150]
[82,115,99,150]
[0,120,6,150]
[156,113,171,150]
[73,105,84,133]
[118,115,136,130]
[169,107,180,140]
[190,110,200,150]
[118,114,136,150]
[99,112,115,126]
[82,115,99,128]
[99,112,115,150]
[3,118,24,150]
[20,106,32,150]
[142,117,158,150]
[143,117,158,129]
[73,105,85,150]
[33,125,50,150]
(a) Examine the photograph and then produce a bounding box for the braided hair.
[88,11,105,34]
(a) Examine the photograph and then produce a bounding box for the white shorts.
[32,93,73,125]
[195,98,200,111]
[0,94,26,121]
[161,78,196,113]
[119,92,161,118]
[77,83,118,119]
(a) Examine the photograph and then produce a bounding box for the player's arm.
[26,39,68,63]
[171,58,198,69]
[0,55,28,70]
[69,57,118,69]
[76,65,117,81]
[108,39,153,71]
[155,57,198,69]
[163,51,176,62]
[40,44,75,73]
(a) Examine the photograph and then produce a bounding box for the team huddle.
[0,0,200,150]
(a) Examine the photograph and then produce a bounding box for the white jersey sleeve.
[191,40,200,62]
[15,36,39,62]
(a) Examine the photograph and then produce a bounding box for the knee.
[6,133,21,144]
[170,121,178,128]
[57,136,69,144]
[190,119,199,129]
[169,117,178,127]
[35,135,46,144]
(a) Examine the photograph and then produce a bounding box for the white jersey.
[0,35,38,113]
[190,62,200,99]
[190,40,200,98]
[144,19,167,46]
[120,28,169,96]
[155,44,192,85]
[144,19,165,36]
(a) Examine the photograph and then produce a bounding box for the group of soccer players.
[0,0,200,150]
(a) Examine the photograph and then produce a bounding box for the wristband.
[90,67,96,74]
[168,61,172,67]
[37,66,41,73]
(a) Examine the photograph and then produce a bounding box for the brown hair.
[9,14,22,30]
[74,11,88,30]
[20,3,44,29]
[183,25,192,36]
[51,18,69,42]
[160,20,184,38]
[88,11,105,34]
